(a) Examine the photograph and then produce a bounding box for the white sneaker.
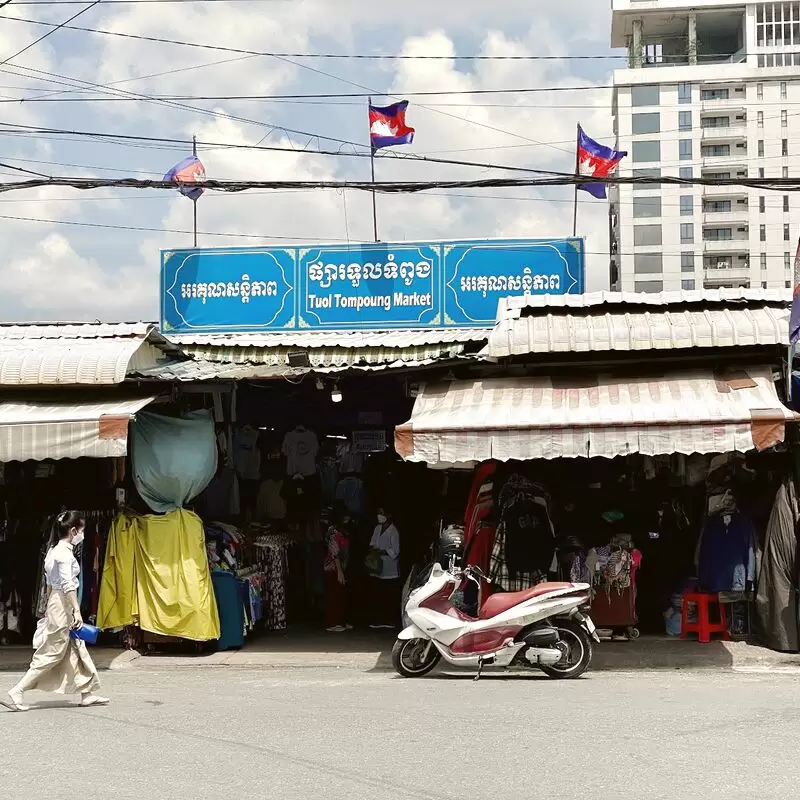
[80,694,110,708]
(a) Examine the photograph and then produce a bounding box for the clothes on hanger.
[282,426,319,477]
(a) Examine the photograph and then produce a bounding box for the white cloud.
[0,1,617,320]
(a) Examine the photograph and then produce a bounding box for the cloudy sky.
[0,0,621,322]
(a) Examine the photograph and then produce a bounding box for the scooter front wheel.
[539,620,593,680]
[392,638,441,678]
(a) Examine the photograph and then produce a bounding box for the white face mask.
[72,531,85,547]
[377,514,387,524]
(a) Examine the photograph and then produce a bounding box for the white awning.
[0,395,156,462]
[395,367,798,465]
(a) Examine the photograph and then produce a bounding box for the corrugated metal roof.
[168,329,484,349]
[0,394,155,462]
[495,288,792,318]
[0,322,156,339]
[487,306,790,358]
[396,367,797,465]
[0,323,178,386]
[183,341,470,368]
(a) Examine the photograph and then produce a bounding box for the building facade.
[610,0,800,293]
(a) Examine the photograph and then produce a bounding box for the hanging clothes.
[756,479,800,652]
[698,512,756,593]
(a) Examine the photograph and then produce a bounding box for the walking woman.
[4,511,108,712]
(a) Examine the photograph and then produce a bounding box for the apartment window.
[681,279,696,290]
[678,111,692,132]
[633,224,662,246]
[702,144,730,157]
[757,82,764,99]
[631,84,660,107]
[680,196,693,216]
[760,167,766,178]
[782,138,790,156]
[632,167,661,193]
[643,43,663,65]
[706,228,733,241]
[678,83,692,104]
[632,112,660,135]
[632,140,661,162]
[635,280,664,293]
[758,140,765,157]
[788,280,793,288]
[785,252,792,269]
[785,223,792,240]
[761,253,768,271]
[705,200,731,213]
[681,252,695,272]
[784,166,790,178]
[761,224,767,241]
[634,253,663,274]
[785,195,791,212]
[781,81,788,99]
[702,116,730,129]
[680,223,694,243]
[704,171,731,180]
[679,166,693,180]
[757,5,800,47]
[701,88,729,100]
[758,111,764,128]
[678,139,692,161]
[782,109,789,127]
[633,197,662,218]
[760,196,766,213]
[763,281,769,289]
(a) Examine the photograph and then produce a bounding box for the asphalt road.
[1,665,798,799]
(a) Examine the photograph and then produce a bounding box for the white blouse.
[44,540,80,593]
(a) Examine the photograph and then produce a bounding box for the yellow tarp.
[97,509,220,642]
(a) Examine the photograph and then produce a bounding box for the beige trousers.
[14,590,100,695]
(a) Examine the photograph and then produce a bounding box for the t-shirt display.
[282,427,319,477]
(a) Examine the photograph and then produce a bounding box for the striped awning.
[0,395,156,462]
[395,367,797,466]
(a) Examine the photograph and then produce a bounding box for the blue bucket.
[69,624,100,645]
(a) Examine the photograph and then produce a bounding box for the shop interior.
[1,373,798,657]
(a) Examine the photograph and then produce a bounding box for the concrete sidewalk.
[3,633,800,673]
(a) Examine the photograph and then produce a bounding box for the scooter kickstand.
[474,657,484,682]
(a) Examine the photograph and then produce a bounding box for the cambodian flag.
[576,126,626,199]
[164,155,206,201]
[369,100,415,149]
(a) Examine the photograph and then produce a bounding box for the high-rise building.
[610,1,799,292]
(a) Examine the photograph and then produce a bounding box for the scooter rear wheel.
[392,638,441,678]
[539,620,593,680]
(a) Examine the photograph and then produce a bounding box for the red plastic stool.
[680,592,729,643]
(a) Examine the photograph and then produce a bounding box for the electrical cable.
[0,0,102,66]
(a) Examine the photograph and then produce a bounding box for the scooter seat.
[478,582,575,620]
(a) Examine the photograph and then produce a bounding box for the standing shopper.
[324,507,352,632]
[367,508,401,629]
[3,511,108,712]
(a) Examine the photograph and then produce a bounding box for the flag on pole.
[790,234,800,346]
[576,126,626,199]
[164,155,206,201]
[369,101,415,149]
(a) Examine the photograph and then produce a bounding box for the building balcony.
[701,150,749,163]
[702,239,750,253]
[702,183,748,198]
[703,265,751,284]
[701,124,748,140]
[701,100,747,114]
[701,210,749,225]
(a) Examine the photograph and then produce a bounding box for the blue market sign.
[161,237,584,333]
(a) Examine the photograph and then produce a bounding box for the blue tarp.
[131,410,217,513]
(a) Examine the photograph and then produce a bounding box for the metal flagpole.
[572,123,580,238]
[368,97,378,242]
[192,134,198,248]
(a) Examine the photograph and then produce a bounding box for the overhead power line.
[2,174,800,196]
[0,0,102,65]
